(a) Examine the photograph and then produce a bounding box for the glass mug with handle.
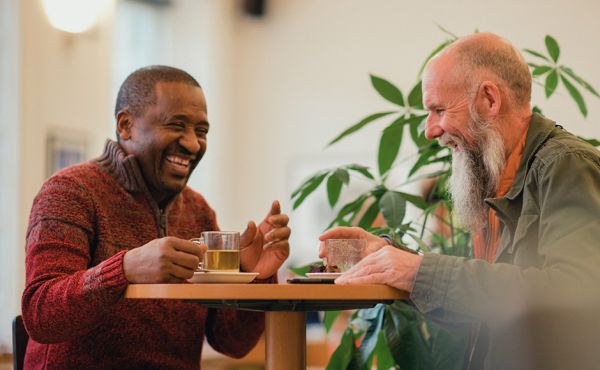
[191,231,240,272]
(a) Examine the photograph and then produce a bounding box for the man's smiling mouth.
[166,155,191,168]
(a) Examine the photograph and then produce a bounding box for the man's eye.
[168,122,185,129]
[195,128,208,137]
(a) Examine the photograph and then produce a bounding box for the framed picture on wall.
[46,129,87,177]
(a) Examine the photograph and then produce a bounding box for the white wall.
[226,0,600,267]
[0,0,22,353]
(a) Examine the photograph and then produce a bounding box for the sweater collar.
[95,139,149,193]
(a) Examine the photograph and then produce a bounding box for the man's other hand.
[318,226,387,261]
[334,245,423,292]
[240,200,291,279]
[123,237,205,283]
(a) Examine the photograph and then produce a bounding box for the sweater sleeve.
[204,276,276,358]
[22,175,129,343]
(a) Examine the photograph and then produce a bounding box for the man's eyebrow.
[160,113,209,126]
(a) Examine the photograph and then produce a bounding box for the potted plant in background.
[291,29,600,370]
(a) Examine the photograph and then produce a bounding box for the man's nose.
[424,115,443,140]
[179,127,201,154]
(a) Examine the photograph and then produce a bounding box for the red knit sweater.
[22,141,265,369]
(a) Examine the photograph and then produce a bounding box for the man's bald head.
[431,32,532,108]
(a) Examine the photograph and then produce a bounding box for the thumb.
[240,221,257,248]
[267,200,281,217]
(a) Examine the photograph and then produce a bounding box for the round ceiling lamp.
[41,0,112,34]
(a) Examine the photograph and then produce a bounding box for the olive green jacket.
[410,113,600,369]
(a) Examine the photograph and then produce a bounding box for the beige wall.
[0,0,115,350]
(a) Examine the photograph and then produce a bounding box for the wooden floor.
[0,355,12,370]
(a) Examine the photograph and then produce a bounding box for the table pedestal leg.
[265,311,306,370]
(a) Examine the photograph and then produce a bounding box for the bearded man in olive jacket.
[320,33,600,370]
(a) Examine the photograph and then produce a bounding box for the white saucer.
[188,271,259,284]
[305,272,343,279]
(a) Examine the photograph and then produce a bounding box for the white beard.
[444,114,506,232]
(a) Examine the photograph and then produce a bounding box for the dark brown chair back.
[12,315,28,370]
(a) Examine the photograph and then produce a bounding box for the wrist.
[380,234,422,255]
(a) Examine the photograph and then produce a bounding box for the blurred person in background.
[21,65,291,369]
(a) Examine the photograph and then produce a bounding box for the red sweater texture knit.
[22,140,265,369]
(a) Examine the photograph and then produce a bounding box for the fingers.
[267,200,281,217]
[264,226,291,243]
[240,221,258,248]
[319,226,365,241]
[318,241,327,259]
[172,249,201,271]
[336,272,387,286]
[262,240,290,255]
[266,213,289,227]
[168,263,197,281]
[171,238,204,259]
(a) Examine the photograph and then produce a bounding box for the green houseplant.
[291,30,600,370]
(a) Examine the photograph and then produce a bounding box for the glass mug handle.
[189,238,206,271]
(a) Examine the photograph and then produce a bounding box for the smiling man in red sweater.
[21,65,291,369]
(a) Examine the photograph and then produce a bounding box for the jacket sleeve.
[22,175,129,343]
[410,150,600,324]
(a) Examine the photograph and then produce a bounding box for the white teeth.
[166,155,190,166]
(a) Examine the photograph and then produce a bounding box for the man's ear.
[116,110,133,141]
[475,80,502,118]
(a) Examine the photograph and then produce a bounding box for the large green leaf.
[408,145,447,177]
[378,116,405,176]
[561,74,588,117]
[324,310,342,333]
[559,66,600,98]
[523,48,551,62]
[371,75,405,107]
[397,191,428,210]
[408,81,424,109]
[328,111,397,146]
[358,305,386,368]
[358,199,381,229]
[291,172,321,198]
[383,302,467,370]
[383,302,427,369]
[292,172,328,209]
[380,191,406,229]
[327,173,343,207]
[544,69,559,98]
[329,194,370,228]
[288,260,320,276]
[531,65,552,77]
[326,328,358,370]
[408,115,429,149]
[579,137,600,147]
[346,164,375,180]
[545,35,560,62]
[374,331,397,370]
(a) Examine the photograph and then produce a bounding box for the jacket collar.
[503,112,557,201]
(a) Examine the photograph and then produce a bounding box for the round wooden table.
[125,283,408,369]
